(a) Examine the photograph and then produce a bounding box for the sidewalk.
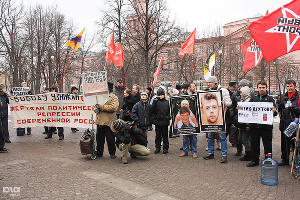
[0,122,299,200]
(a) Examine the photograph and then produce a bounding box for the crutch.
[291,124,300,175]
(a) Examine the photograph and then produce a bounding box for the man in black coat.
[0,84,10,143]
[278,80,300,166]
[131,84,141,106]
[150,89,170,154]
[247,81,276,167]
[0,100,7,152]
[131,92,151,145]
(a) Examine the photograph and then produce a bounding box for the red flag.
[113,43,124,68]
[249,0,300,62]
[106,32,116,65]
[179,29,196,58]
[153,56,163,86]
[241,38,263,72]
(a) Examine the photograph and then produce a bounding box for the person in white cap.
[203,76,232,163]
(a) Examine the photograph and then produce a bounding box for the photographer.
[120,88,135,121]
[111,119,150,164]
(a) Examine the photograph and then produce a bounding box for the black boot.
[239,151,251,161]
[154,148,160,154]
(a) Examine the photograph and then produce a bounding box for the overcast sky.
[21,0,292,47]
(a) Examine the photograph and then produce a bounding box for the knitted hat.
[141,92,148,97]
[111,119,125,133]
[238,79,249,87]
[206,76,218,84]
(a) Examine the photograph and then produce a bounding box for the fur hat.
[111,119,125,133]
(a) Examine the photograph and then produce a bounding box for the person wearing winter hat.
[235,86,252,162]
[93,82,119,159]
[131,91,151,145]
[150,89,171,154]
[111,119,150,164]
[203,76,232,164]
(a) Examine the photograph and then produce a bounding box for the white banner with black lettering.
[9,93,96,128]
[238,102,273,125]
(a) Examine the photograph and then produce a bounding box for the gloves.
[94,104,101,114]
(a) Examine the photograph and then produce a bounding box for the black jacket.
[250,93,275,129]
[121,94,136,121]
[0,92,9,118]
[131,92,141,106]
[131,100,151,128]
[115,123,148,147]
[150,98,170,126]
[278,91,300,131]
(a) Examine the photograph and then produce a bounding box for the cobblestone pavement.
[0,121,299,200]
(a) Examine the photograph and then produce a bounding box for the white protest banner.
[238,102,273,125]
[82,71,109,106]
[9,93,96,128]
[11,87,30,96]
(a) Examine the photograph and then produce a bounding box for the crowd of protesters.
[0,77,299,168]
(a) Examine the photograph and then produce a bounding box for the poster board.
[11,87,30,96]
[82,71,109,106]
[9,93,95,128]
[170,95,200,135]
[198,90,225,132]
[238,102,273,125]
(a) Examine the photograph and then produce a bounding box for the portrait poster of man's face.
[198,91,225,132]
[170,95,200,135]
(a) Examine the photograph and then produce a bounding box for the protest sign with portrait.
[198,90,225,132]
[170,95,200,135]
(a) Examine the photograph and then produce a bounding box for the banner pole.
[190,55,194,82]
[58,51,75,91]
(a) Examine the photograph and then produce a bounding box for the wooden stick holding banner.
[149,56,164,102]
[190,55,194,82]
[58,51,75,90]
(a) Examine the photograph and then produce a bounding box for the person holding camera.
[278,80,300,166]
[111,119,150,164]
[93,82,119,159]
[120,89,135,121]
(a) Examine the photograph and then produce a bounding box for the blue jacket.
[131,101,151,128]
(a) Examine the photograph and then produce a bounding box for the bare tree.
[0,0,27,87]
[125,0,177,87]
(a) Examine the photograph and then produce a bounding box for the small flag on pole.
[113,43,124,68]
[65,28,85,51]
[179,29,196,58]
[153,56,164,86]
[204,53,215,81]
[106,32,116,65]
